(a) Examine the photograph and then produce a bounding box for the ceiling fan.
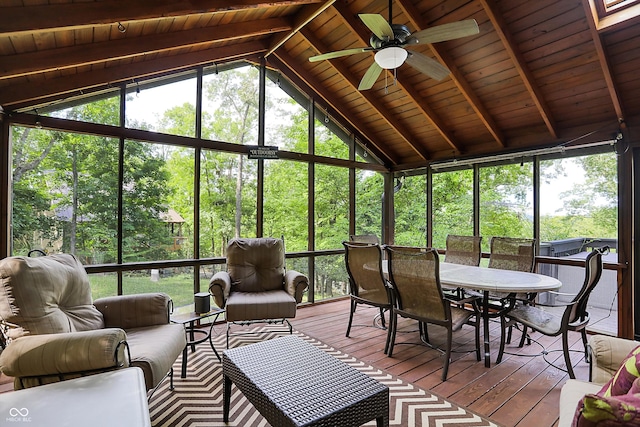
[308,1,479,90]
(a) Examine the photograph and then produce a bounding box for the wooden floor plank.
[0,297,599,427]
[292,297,595,427]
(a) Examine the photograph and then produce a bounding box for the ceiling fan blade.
[309,47,371,62]
[359,14,394,40]
[358,62,383,90]
[405,51,450,81]
[406,19,479,45]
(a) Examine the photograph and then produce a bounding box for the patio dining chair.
[384,245,480,381]
[443,234,483,303]
[444,234,482,266]
[486,236,537,343]
[496,246,607,379]
[343,241,394,354]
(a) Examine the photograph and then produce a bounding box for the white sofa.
[559,335,639,427]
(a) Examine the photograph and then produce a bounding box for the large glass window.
[45,92,120,126]
[11,123,119,263]
[264,159,308,251]
[394,174,426,246]
[355,171,383,239]
[432,169,474,249]
[122,267,195,313]
[122,140,173,262]
[202,66,258,145]
[314,164,349,249]
[126,75,197,136]
[539,153,618,335]
[314,117,349,159]
[479,163,534,251]
[265,76,308,154]
[199,151,257,257]
[315,254,348,301]
[8,62,623,333]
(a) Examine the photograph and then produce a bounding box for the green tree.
[201,67,259,248]
[394,175,427,246]
[11,126,58,254]
[432,169,474,248]
[11,97,172,263]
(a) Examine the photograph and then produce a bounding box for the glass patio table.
[438,262,562,367]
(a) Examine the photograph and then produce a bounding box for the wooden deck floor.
[292,297,591,427]
[0,297,593,426]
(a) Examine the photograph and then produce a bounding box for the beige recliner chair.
[0,253,186,393]
[209,237,308,347]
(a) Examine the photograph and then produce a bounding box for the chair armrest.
[589,335,640,384]
[209,271,231,309]
[0,328,129,378]
[94,293,172,329]
[284,270,308,303]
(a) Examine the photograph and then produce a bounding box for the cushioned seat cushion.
[124,323,187,390]
[225,290,296,322]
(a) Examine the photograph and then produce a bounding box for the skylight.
[589,0,640,31]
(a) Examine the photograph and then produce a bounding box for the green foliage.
[394,175,427,246]
[479,164,533,250]
[355,171,383,238]
[432,169,474,248]
[12,97,173,263]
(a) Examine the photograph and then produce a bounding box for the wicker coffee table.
[222,335,389,426]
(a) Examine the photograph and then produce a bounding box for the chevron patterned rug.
[148,326,501,427]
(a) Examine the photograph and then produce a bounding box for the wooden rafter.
[271,50,399,166]
[395,0,506,149]
[0,18,291,80]
[582,0,626,126]
[264,0,337,58]
[479,0,558,139]
[0,41,268,108]
[0,0,320,36]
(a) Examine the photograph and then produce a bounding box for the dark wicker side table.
[223,335,389,426]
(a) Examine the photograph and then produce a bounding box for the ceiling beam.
[301,27,430,161]
[0,41,268,108]
[265,0,337,58]
[271,50,400,166]
[0,18,291,80]
[332,1,462,156]
[582,0,626,127]
[479,0,558,139]
[0,0,320,36]
[396,0,506,149]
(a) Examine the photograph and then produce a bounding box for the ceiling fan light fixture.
[374,47,407,69]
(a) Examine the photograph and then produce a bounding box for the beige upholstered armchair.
[0,254,186,392]
[209,237,308,347]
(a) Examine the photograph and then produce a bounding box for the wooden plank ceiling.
[1,0,640,170]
